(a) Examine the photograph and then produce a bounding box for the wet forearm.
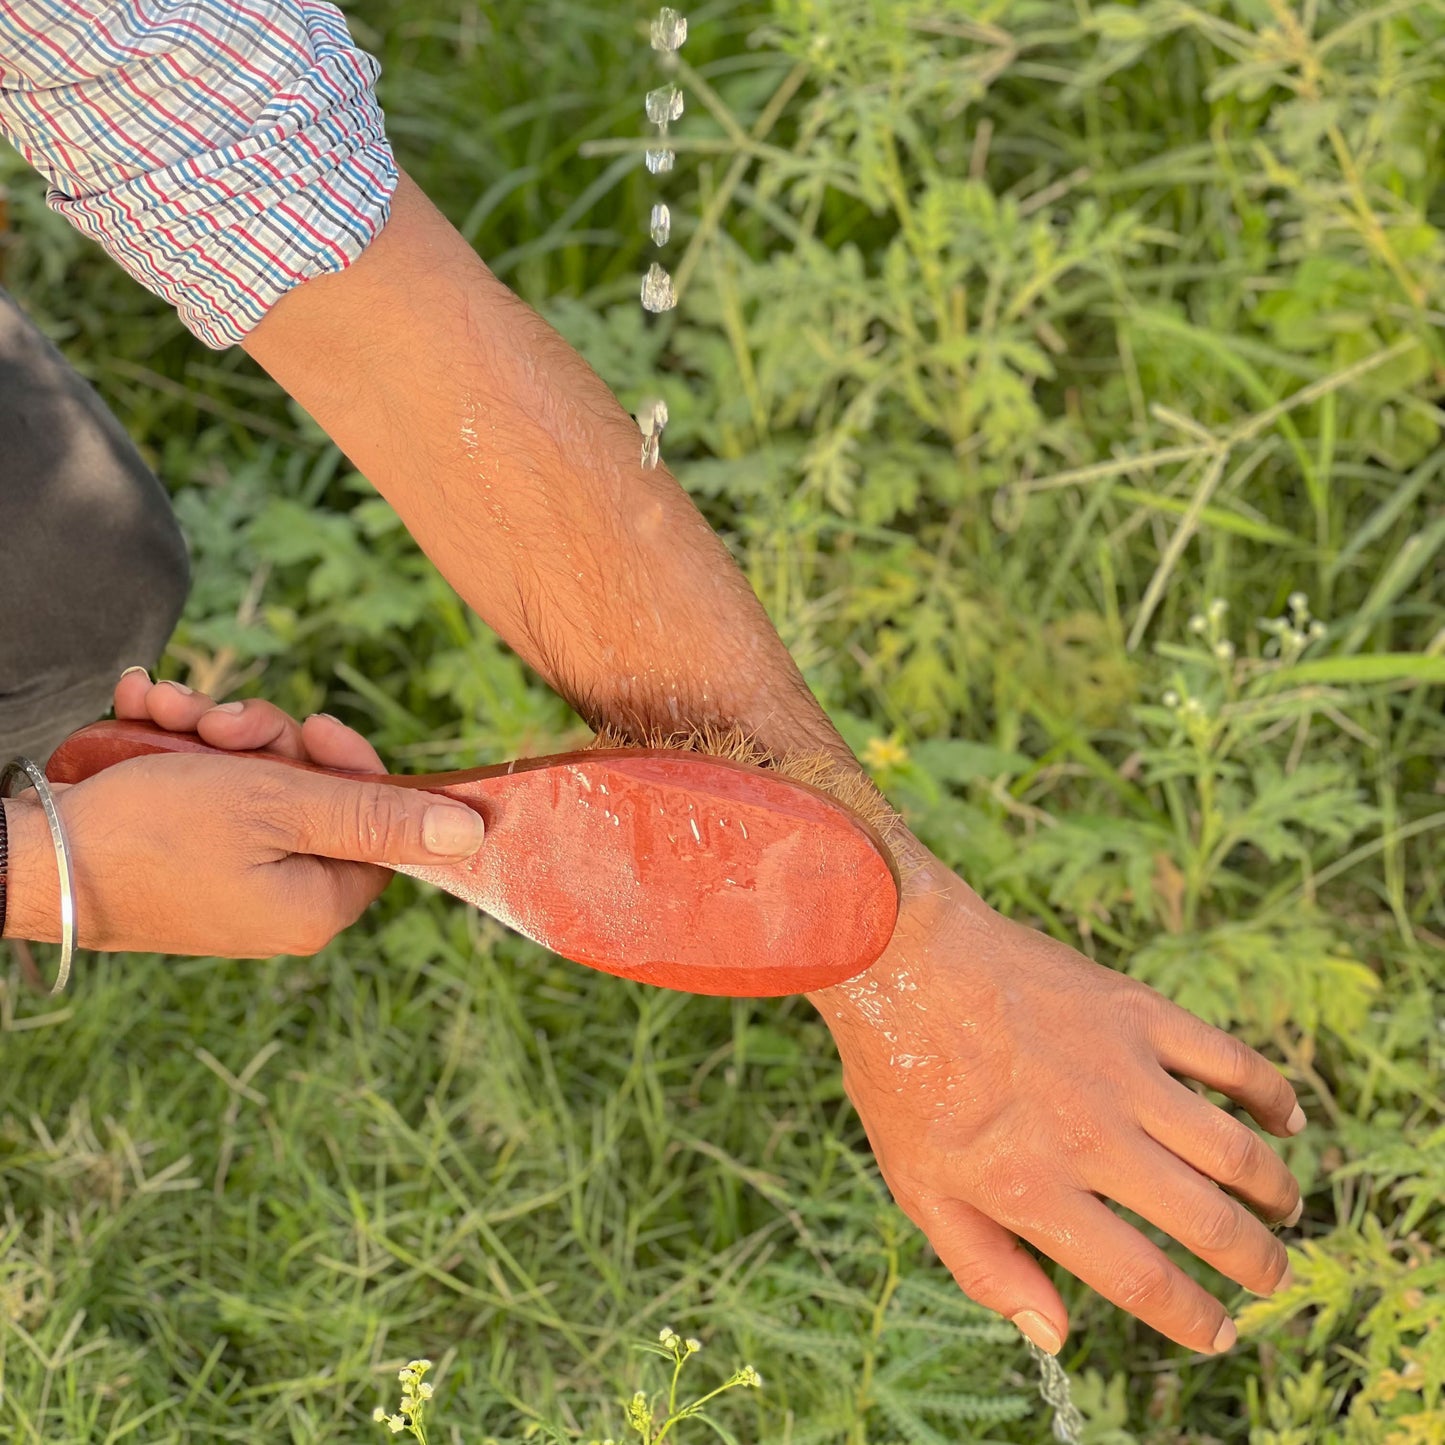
[243,172,844,762]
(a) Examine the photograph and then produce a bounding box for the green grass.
[1,0,1442,1440]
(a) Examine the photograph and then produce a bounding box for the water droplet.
[650,7,687,51]
[638,397,668,469]
[645,147,675,174]
[641,262,676,312]
[645,84,684,124]
[650,202,671,246]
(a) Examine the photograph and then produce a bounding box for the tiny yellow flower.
[862,735,909,772]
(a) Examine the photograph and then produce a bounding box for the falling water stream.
[625,10,1085,1439]
[637,6,685,468]
[1025,1340,1085,1443]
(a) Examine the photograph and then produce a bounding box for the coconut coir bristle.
[588,721,904,860]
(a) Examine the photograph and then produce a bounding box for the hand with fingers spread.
[812,854,1303,1359]
[0,672,486,957]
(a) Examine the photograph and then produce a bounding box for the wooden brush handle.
[47,719,374,787]
[45,720,900,998]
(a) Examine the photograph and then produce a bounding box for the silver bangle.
[1,758,76,994]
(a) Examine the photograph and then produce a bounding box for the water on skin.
[837,953,1086,1431]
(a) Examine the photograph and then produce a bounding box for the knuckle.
[1112,1255,1175,1315]
[948,1259,1009,1308]
[1210,1032,1259,1092]
[237,768,298,846]
[1054,1106,1107,1162]
[340,789,378,858]
[316,784,405,862]
[1212,1123,1265,1188]
[975,1145,1050,1221]
[1186,1198,1243,1254]
[364,790,415,861]
[1120,981,1167,1037]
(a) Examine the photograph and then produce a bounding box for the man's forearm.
[243,173,846,767]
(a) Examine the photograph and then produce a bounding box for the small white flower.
[1214,640,1234,661]
[1288,590,1309,616]
[1188,614,1207,634]
[1208,597,1228,620]
[372,1407,388,1423]
[1162,689,1180,708]
[685,1338,701,1354]
[1309,619,1326,638]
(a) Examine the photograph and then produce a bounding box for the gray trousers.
[0,288,190,761]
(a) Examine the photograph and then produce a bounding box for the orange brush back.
[48,721,899,996]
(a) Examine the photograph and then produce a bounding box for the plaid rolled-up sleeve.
[0,0,398,347]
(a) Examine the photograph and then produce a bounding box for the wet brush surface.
[47,721,901,996]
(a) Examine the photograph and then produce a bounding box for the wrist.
[807,831,992,1025]
[1,796,61,943]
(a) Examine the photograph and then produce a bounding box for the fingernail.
[1286,1104,1307,1135]
[165,680,193,695]
[310,713,343,726]
[215,701,246,715]
[1011,1311,1062,1356]
[119,665,150,682]
[423,804,485,857]
[1284,1199,1303,1228]
[1276,1264,1294,1293]
[1211,1318,1237,1354]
